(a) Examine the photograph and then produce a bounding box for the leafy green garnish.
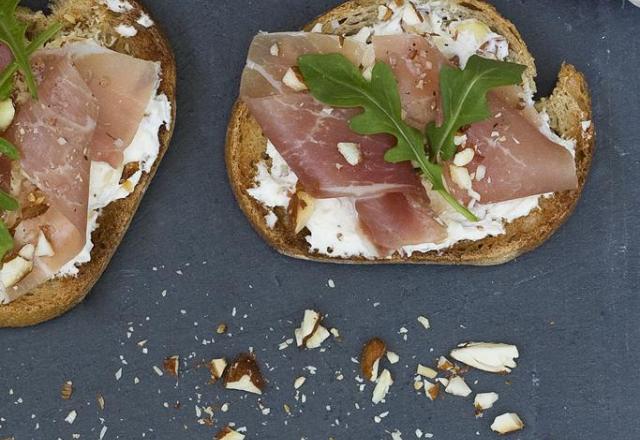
[0,0,40,98]
[427,55,527,161]
[298,53,477,221]
[0,138,18,159]
[0,220,12,262]
[0,189,17,211]
[0,21,62,100]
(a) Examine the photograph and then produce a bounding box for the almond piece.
[1,256,33,288]
[35,230,55,257]
[450,342,519,374]
[282,67,307,92]
[445,376,472,397]
[61,381,73,400]
[474,392,499,416]
[416,364,437,379]
[491,413,524,434]
[337,142,362,166]
[224,353,265,395]
[163,355,179,377]
[295,309,321,347]
[18,244,35,260]
[424,380,440,401]
[208,358,227,383]
[305,325,330,349]
[290,191,316,234]
[436,356,455,372]
[215,426,245,440]
[371,369,393,404]
[361,338,387,382]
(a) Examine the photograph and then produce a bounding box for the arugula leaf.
[298,53,477,221]
[0,138,18,160]
[427,55,527,161]
[0,21,62,100]
[0,189,17,211]
[0,219,12,262]
[0,0,39,98]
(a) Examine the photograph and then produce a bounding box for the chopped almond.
[491,413,524,434]
[416,364,438,379]
[290,190,316,234]
[361,337,387,382]
[224,353,265,395]
[450,342,519,373]
[474,392,499,416]
[282,67,307,92]
[208,358,227,383]
[61,381,73,400]
[445,376,472,397]
[371,369,393,404]
[424,380,440,401]
[35,230,55,257]
[163,356,179,377]
[215,426,245,440]
[436,356,455,372]
[337,142,362,166]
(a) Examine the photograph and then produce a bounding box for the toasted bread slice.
[0,0,177,327]
[226,0,594,265]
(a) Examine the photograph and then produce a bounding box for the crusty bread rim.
[227,0,594,266]
[0,0,177,328]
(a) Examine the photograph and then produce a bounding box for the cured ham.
[65,43,160,168]
[246,93,422,199]
[446,93,578,204]
[356,192,446,250]
[241,32,370,99]
[376,35,578,202]
[7,52,98,236]
[373,35,447,128]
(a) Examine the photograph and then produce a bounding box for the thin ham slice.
[446,93,578,204]
[241,32,371,99]
[61,43,159,168]
[356,191,446,250]
[376,35,578,202]
[246,93,422,198]
[373,35,447,129]
[7,52,98,236]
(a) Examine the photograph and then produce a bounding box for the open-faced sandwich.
[227,0,594,265]
[0,0,176,327]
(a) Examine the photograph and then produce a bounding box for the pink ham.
[61,43,159,168]
[241,32,370,99]
[247,93,422,198]
[7,52,98,236]
[356,191,446,250]
[373,35,447,128]
[446,93,578,203]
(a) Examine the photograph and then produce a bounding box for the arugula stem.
[437,189,477,222]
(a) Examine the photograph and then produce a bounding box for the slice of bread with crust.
[0,0,177,328]
[226,0,594,266]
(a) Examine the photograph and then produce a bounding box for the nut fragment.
[1,255,33,288]
[474,392,499,415]
[290,190,316,234]
[216,323,227,334]
[215,426,245,440]
[416,364,437,379]
[491,413,524,434]
[208,358,227,383]
[377,5,393,21]
[445,376,472,397]
[163,355,179,377]
[269,43,280,57]
[371,369,393,404]
[224,353,265,395]
[337,142,362,166]
[417,315,430,330]
[294,309,330,349]
[61,381,73,400]
[436,356,455,372]
[450,342,519,373]
[424,380,440,401]
[450,164,473,190]
[35,230,55,257]
[96,393,105,410]
[0,99,15,131]
[386,351,399,364]
[282,67,307,92]
[361,338,387,382]
[453,148,475,167]
[293,376,306,389]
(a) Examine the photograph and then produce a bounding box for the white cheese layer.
[57,90,172,276]
[247,0,578,259]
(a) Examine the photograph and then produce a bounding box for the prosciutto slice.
[247,93,422,198]
[446,93,578,204]
[376,35,578,202]
[61,43,159,168]
[373,35,447,128]
[356,192,446,250]
[7,52,98,236]
[241,32,371,99]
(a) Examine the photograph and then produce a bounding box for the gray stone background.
[1,1,638,439]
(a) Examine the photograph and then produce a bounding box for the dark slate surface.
[1,1,638,439]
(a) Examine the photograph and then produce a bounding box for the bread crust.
[226,0,594,266]
[0,0,177,327]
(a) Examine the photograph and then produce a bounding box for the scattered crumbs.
[115,368,122,381]
[417,315,431,330]
[153,366,164,376]
[327,279,336,288]
[64,410,77,424]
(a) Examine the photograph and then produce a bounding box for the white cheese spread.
[247,0,578,259]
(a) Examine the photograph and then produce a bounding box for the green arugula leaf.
[427,55,527,161]
[0,189,17,211]
[0,138,18,160]
[0,219,13,262]
[0,0,39,98]
[0,21,62,100]
[298,53,477,221]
